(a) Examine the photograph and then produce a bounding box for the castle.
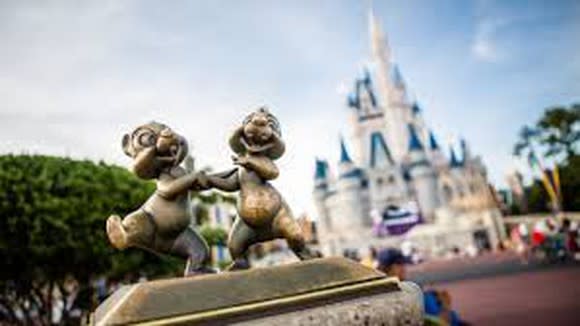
[313,10,506,257]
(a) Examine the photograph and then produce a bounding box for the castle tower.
[428,130,447,170]
[335,137,369,230]
[448,144,469,208]
[369,9,412,162]
[347,69,385,165]
[407,124,440,222]
[366,130,405,211]
[449,145,463,169]
[460,138,472,165]
[313,158,332,232]
[411,102,429,146]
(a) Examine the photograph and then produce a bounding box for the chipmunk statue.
[200,107,321,270]
[106,121,213,276]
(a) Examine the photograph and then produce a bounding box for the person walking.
[376,248,469,326]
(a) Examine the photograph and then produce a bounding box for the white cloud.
[0,1,357,219]
[471,17,506,62]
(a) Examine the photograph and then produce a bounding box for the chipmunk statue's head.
[122,121,188,179]
[229,107,285,160]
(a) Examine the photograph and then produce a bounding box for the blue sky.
[0,0,578,216]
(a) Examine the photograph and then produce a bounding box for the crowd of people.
[509,216,580,264]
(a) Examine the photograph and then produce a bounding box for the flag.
[540,168,559,212]
[553,164,561,199]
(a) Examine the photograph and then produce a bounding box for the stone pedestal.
[92,257,423,325]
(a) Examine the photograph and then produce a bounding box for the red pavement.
[408,251,520,275]
[435,267,580,325]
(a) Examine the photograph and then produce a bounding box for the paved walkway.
[406,253,580,326]
[438,267,580,325]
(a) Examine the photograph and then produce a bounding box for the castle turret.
[411,102,429,146]
[448,144,470,207]
[460,138,471,164]
[449,145,462,169]
[335,137,370,229]
[314,158,330,193]
[366,130,404,212]
[428,129,447,169]
[369,9,411,163]
[428,130,439,151]
[338,135,355,173]
[313,158,332,233]
[347,69,385,165]
[407,124,439,222]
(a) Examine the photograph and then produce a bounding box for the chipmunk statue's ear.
[173,136,189,166]
[265,131,285,160]
[228,125,246,156]
[122,134,135,158]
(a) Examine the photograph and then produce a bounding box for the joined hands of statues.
[106,109,321,276]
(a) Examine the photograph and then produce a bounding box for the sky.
[0,0,579,218]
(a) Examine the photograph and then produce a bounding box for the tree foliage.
[512,104,580,213]
[514,103,580,161]
[0,155,186,324]
[199,224,228,247]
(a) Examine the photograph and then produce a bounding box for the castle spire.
[369,6,390,63]
[339,135,353,163]
[412,102,421,115]
[428,130,440,151]
[408,124,424,151]
[449,145,461,168]
[347,68,378,112]
[460,138,471,162]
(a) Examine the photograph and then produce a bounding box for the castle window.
[376,178,383,186]
[361,178,369,188]
[388,175,395,184]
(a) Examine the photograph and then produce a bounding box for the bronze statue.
[199,107,320,270]
[106,122,213,276]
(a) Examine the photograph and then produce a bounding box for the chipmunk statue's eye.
[134,129,156,147]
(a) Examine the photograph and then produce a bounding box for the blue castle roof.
[340,168,364,179]
[370,131,393,167]
[339,136,353,163]
[408,124,424,151]
[347,68,378,110]
[428,130,440,150]
[412,102,421,115]
[314,159,328,180]
[449,146,462,168]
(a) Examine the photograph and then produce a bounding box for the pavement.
[407,252,580,325]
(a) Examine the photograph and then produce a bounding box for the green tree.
[199,225,228,247]
[0,155,186,324]
[513,104,580,213]
[514,103,579,161]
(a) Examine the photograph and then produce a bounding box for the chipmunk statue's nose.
[252,115,268,126]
